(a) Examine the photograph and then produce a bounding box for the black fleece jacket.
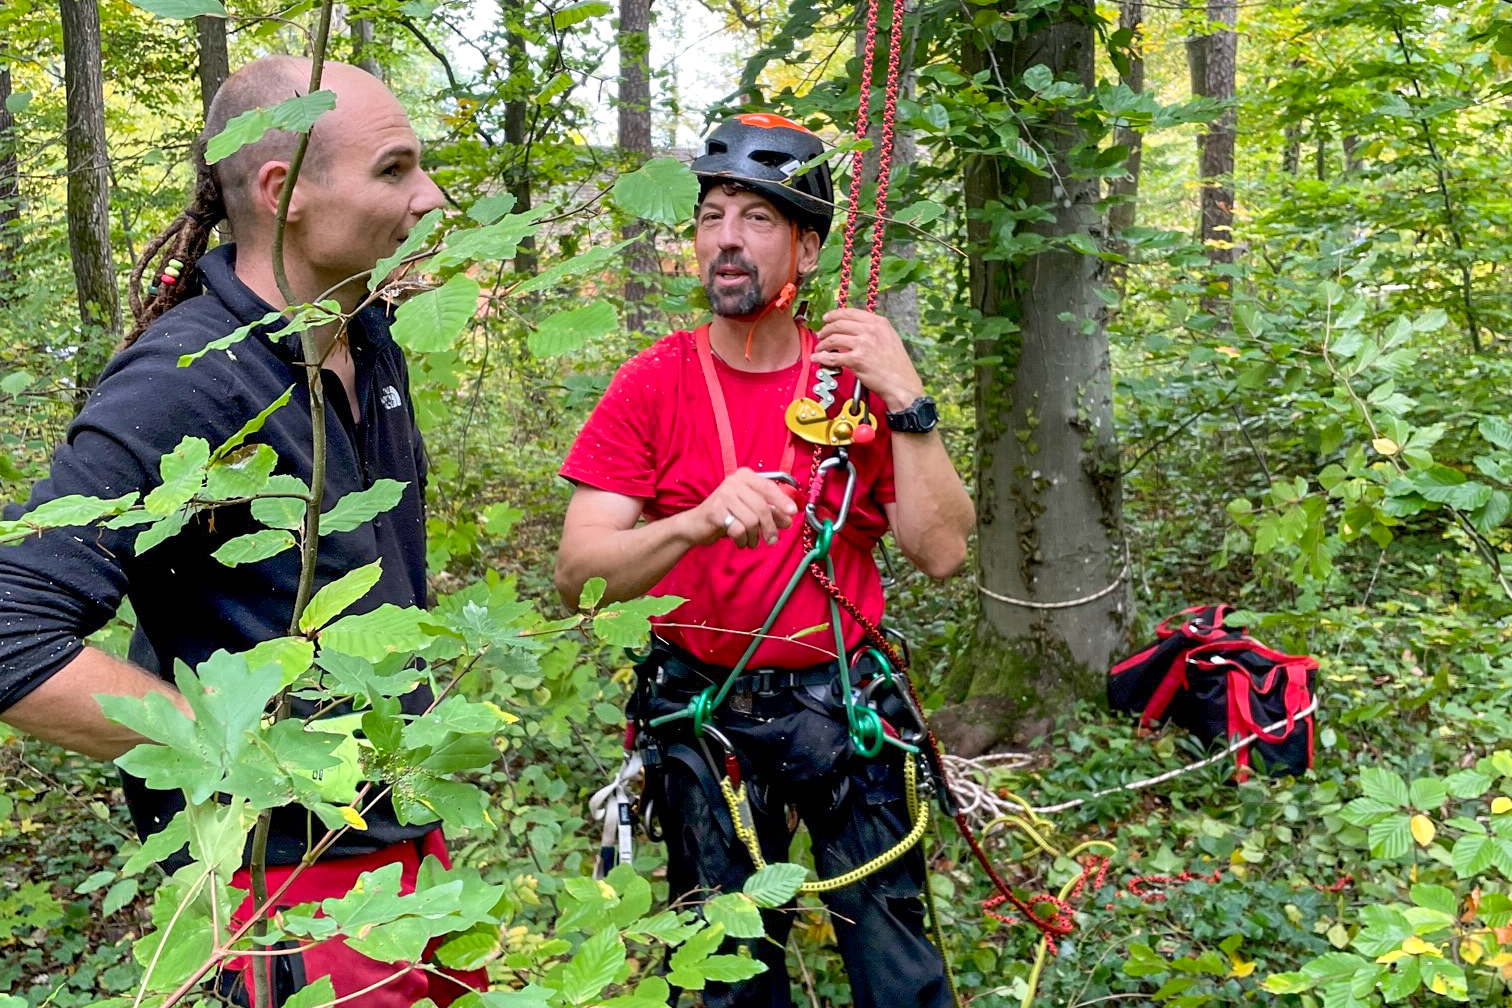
[0,244,436,863]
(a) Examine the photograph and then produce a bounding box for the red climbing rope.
[835,0,907,313]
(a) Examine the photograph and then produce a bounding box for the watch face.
[889,396,938,432]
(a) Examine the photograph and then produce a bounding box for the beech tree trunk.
[618,0,658,336]
[195,16,229,115]
[1186,0,1237,323]
[60,0,121,392]
[935,5,1130,754]
[0,68,21,305]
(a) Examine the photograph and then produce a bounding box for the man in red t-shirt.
[556,113,973,1008]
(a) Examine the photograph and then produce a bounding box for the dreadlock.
[124,139,226,347]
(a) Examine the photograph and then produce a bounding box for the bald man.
[0,59,483,1005]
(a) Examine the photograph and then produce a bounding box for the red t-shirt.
[560,328,896,669]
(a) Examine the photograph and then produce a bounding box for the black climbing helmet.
[691,113,835,243]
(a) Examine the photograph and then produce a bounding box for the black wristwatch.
[885,396,938,433]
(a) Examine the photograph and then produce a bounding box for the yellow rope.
[980,801,1121,1008]
[719,757,929,893]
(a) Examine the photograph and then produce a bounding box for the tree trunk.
[618,0,657,336]
[60,0,121,393]
[195,16,229,115]
[0,67,21,306]
[935,7,1130,755]
[1106,0,1145,258]
[1186,0,1237,324]
[503,1,536,275]
[1342,133,1363,173]
[351,17,381,77]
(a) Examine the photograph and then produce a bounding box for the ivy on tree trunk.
[935,1,1130,756]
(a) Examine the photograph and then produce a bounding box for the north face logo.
[379,385,402,410]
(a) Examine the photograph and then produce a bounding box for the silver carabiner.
[805,452,857,534]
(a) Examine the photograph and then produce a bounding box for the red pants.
[222,830,488,1007]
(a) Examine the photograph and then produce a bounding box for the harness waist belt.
[646,637,859,695]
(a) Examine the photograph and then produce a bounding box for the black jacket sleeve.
[0,328,255,712]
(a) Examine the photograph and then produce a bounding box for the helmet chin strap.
[743,224,801,361]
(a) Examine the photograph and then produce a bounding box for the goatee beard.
[704,254,766,318]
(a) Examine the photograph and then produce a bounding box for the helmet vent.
[746,149,804,177]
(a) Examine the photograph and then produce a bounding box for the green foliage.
[204,92,339,164]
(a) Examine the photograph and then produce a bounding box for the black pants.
[641,669,950,1008]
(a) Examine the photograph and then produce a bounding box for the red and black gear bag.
[1183,640,1318,780]
[1107,604,1241,726]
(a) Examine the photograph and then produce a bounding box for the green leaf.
[240,636,316,688]
[370,208,444,291]
[896,200,946,226]
[696,954,766,983]
[1409,777,1448,811]
[743,863,808,907]
[213,388,294,462]
[1378,956,1421,1002]
[122,811,191,874]
[205,91,339,164]
[319,604,431,661]
[580,577,606,610]
[611,157,700,227]
[1360,766,1410,807]
[1,493,136,542]
[143,437,211,516]
[101,877,139,916]
[1368,816,1413,860]
[3,91,32,116]
[591,594,684,647]
[300,561,383,634]
[322,479,408,534]
[559,925,626,1003]
[280,978,337,1008]
[205,444,279,501]
[529,299,619,357]
[1,370,34,395]
[127,0,226,18]
[178,311,283,366]
[1452,833,1497,879]
[431,206,552,270]
[213,528,296,566]
[106,654,281,803]
[467,192,516,225]
[666,922,725,990]
[552,0,612,28]
[1022,64,1054,90]
[435,923,501,970]
[1409,884,1457,918]
[704,893,765,939]
[392,274,480,353]
[251,474,311,529]
[512,239,634,298]
[1481,416,1512,451]
[1263,971,1314,994]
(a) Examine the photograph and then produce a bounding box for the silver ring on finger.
[723,513,737,529]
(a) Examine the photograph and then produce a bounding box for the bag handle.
[1225,658,1315,744]
[1155,603,1233,641]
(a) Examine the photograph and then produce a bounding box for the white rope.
[975,564,1129,611]
[941,695,1321,821]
